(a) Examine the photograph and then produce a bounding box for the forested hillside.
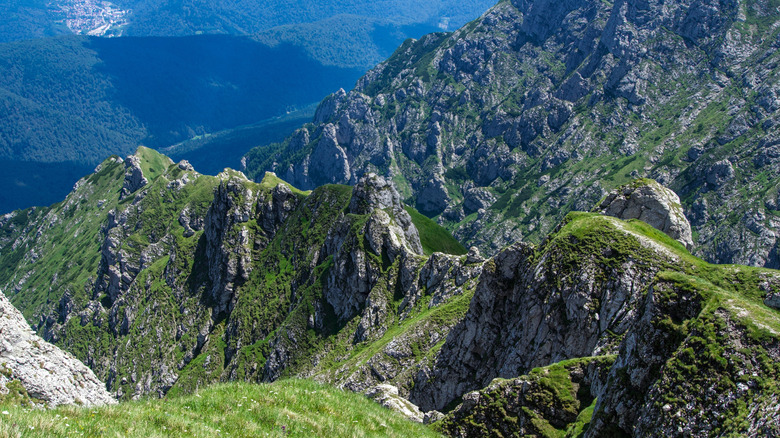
[0,35,363,211]
[0,0,70,43]
[0,1,498,213]
[0,0,495,42]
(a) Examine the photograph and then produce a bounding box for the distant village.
[49,0,130,36]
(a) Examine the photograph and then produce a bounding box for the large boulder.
[0,291,116,407]
[594,178,694,250]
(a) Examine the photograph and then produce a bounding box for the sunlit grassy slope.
[0,380,441,438]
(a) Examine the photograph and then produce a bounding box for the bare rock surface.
[366,384,424,423]
[595,178,694,250]
[119,155,148,200]
[0,290,116,407]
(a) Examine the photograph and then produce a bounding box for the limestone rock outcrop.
[320,173,424,324]
[0,291,116,407]
[119,155,148,200]
[367,384,424,423]
[594,178,694,249]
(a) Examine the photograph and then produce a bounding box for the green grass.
[404,206,467,255]
[0,380,441,438]
[2,156,126,320]
[136,146,174,183]
[259,171,312,196]
[565,398,597,438]
[435,356,615,438]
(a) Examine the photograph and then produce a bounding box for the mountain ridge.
[1,0,780,434]
[0,147,778,435]
[245,0,780,269]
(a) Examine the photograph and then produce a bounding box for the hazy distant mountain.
[0,0,496,213]
[0,0,496,43]
[0,35,363,211]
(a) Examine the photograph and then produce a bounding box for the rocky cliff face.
[244,0,780,269]
[0,149,477,401]
[0,290,115,407]
[410,212,675,411]
[428,213,780,436]
[0,148,777,435]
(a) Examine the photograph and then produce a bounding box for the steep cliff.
[0,148,778,436]
[245,0,780,268]
[424,212,780,436]
[0,148,473,401]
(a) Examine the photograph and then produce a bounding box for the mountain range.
[246,0,780,270]
[1,0,780,436]
[0,0,495,213]
[2,145,778,435]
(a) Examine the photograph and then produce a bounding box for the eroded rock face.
[349,173,423,256]
[595,179,694,250]
[437,356,614,437]
[247,0,780,268]
[410,215,677,412]
[119,155,148,200]
[321,173,423,323]
[205,172,256,317]
[0,291,115,407]
[587,281,780,437]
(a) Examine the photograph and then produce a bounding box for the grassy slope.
[0,380,441,438]
[405,205,467,255]
[1,156,126,320]
[136,146,174,182]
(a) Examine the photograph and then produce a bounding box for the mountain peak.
[349,173,404,214]
[349,173,424,256]
[594,178,694,250]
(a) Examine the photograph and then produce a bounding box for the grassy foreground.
[0,380,441,438]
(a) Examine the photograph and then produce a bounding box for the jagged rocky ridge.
[0,148,480,401]
[423,213,780,435]
[0,290,116,407]
[244,0,780,269]
[0,149,778,435]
